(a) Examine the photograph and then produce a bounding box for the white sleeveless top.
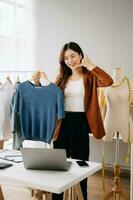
[64,78,85,112]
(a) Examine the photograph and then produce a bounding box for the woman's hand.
[32,70,50,85]
[32,71,41,85]
[80,55,96,70]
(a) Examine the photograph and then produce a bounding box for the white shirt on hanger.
[0,79,14,140]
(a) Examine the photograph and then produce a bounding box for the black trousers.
[53,112,90,200]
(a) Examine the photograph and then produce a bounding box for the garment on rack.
[12,81,64,144]
[10,81,24,150]
[0,79,14,140]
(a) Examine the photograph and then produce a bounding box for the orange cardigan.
[54,67,113,140]
[83,67,113,139]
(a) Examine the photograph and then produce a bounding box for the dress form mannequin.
[103,67,132,199]
[103,67,133,142]
[112,67,125,84]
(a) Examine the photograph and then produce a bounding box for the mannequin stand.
[104,164,128,200]
[104,132,128,200]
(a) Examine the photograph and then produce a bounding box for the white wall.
[36,0,133,80]
[35,0,133,168]
[111,0,133,76]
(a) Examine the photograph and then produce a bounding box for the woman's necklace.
[111,76,127,88]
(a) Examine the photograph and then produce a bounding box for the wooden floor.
[88,168,130,200]
[1,167,130,200]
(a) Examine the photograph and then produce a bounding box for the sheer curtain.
[0,0,37,73]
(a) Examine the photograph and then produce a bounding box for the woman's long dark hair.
[55,42,87,89]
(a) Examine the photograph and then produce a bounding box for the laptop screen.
[20,148,71,171]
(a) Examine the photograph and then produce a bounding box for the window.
[0,0,36,71]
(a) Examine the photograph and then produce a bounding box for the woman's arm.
[53,119,61,141]
[79,55,113,87]
[90,66,113,87]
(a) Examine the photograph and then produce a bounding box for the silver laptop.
[20,148,71,171]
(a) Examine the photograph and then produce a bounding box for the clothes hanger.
[31,71,51,86]
[6,76,12,84]
[39,71,51,86]
[16,76,20,83]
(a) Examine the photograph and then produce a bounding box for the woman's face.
[64,49,82,69]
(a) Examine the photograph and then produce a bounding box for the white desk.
[0,159,101,199]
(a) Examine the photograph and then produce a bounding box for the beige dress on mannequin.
[103,67,133,142]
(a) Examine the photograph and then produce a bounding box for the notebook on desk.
[20,148,71,171]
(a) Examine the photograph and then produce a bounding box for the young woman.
[52,42,113,199]
[33,42,113,200]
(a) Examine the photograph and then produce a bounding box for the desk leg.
[74,183,84,200]
[72,186,77,200]
[63,189,69,200]
[30,189,52,200]
[63,183,84,200]
[0,186,4,200]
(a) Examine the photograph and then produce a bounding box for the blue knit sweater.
[13,81,64,143]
